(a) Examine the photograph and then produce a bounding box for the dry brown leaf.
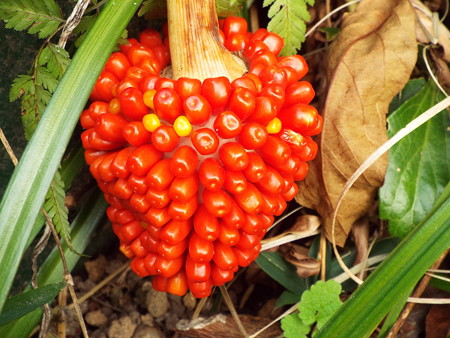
[411,0,450,62]
[296,0,417,246]
[282,243,321,278]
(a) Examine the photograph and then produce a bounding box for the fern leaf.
[264,0,315,56]
[0,0,64,38]
[36,67,59,93]
[38,44,70,79]
[73,15,97,47]
[9,75,34,102]
[44,170,76,252]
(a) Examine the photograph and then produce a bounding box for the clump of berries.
[80,16,321,298]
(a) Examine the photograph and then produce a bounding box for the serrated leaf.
[0,0,63,39]
[263,0,314,55]
[379,80,449,238]
[0,282,65,326]
[299,280,343,329]
[9,75,33,102]
[43,170,73,250]
[256,251,307,295]
[36,67,59,93]
[73,15,97,47]
[38,44,71,80]
[281,313,310,338]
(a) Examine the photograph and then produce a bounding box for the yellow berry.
[143,89,157,110]
[266,117,282,134]
[142,113,161,132]
[108,98,121,114]
[173,116,192,137]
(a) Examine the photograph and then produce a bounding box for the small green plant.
[281,280,343,337]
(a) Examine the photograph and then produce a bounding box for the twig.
[0,127,18,165]
[219,286,249,338]
[319,232,327,281]
[42,208,89,338]
[387,250,449,337]
[192,296,208,320]
[58,286,68,338]
[58,0,91,48]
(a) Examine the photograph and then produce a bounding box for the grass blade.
[316,185,450,337]
[0,0,141,311]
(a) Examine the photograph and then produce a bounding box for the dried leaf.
[411,0,450,62]
[296,0,417,246]
[260,215,321,251]
[283,243,320,278]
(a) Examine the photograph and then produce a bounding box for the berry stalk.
[167,0,247,81]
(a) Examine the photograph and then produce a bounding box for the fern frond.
[44,170,75,252]
[38,44,70,79]
[263,0,315,56]
[0,0,64,38]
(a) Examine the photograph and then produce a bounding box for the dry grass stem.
[219,286,249,338]
[305,0,361,38]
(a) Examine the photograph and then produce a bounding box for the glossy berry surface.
[81,18,321,298]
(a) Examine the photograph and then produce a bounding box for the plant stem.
[167,0,247,81]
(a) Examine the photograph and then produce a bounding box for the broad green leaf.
[281,313,310,338]
[0,282,65,326]
[256,251,307,295]
[379,80,449,238]
[0,0,63,38]
[0,0,141,312]
[388,78,426,113]
[263,0,315,55]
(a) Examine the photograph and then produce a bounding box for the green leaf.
[36,67,59,93]
[138,0,166,17]
[299,280,343,329]
[316,186,450,337]
[9,75,34,102]
[256,251,307,295]
[0,282,65,326]
[73,15,98,47]
[38,44,71,80]
[275,290,300,308]
[0,0,64,38]
[43,170,74,252]
[389,78,426,113]
[379,80,449,238]
[318,27,340,41]
[0,0,141,312]
[263,0,315,55]
[281,313,310,338]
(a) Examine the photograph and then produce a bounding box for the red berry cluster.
[80,16,321,298]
